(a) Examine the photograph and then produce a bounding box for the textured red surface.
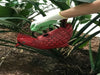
[16,23,73,49]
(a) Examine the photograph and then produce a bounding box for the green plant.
[0,0,100,64]
[89,40,100,75]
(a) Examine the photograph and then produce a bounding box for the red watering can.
[16,19,73,49]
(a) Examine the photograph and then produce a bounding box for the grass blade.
[72,25,97,45]
[94,42,100,73]
[89,40,95,72]
[73,14,100,38]
[72,30,100,51]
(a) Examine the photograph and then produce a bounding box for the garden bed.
[0,30,99,75]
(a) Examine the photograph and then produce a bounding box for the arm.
[30,0,100,32]
[60,0,100,18]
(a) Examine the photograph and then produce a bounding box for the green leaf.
[50,0,70,10]
[73,30,100,51]
[78,39,89,48]
[79,40,88,48]
[25,2,33,9]
[73,14,100,38]
[66,0,71,6]
[0,5,15,17]
[19,9,30,17]
[94,20,100,26]
[77,15,91,24]
[43,0,47,3]
[54,0,95,3]
[94,21,99,25]
[94,43,100,73]
[6,0,10,2]
[0,20,16,26]
[71,24,97,47]
[29,1,46,16]
[6,1,18,7]
[76,0,96,3]
[0,17,29,21]
[89,41,95,71]
[54,0,67,2]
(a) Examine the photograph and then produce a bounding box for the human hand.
[30,20,57,34]
[30,10,66,34]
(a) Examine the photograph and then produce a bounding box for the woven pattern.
[16,23,73,49]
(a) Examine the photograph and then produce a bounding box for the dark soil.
[0,29,99,75]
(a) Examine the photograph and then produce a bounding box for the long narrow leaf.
[0,17,30,22]
[28,1,46,16]
[94,42,100,73]
[73,22,80,36]
[73,14,100,38]
[50,0,70,10]
[0,24,19,32]
[72,30,100,51]
[72,25,97,45]
[89,41,95,71]
[71,18,78,29]
[0,20,16,26]
[76,0,95,3]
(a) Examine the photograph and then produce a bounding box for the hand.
[30,20,57,34]
[30,10,66,34]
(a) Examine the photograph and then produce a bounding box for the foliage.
[76,0,95,3]
[54,0,95,3]
[89,40,100,74]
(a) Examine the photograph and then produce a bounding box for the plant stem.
[89,40,95,72]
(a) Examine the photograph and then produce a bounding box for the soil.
[0,28,100,75]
